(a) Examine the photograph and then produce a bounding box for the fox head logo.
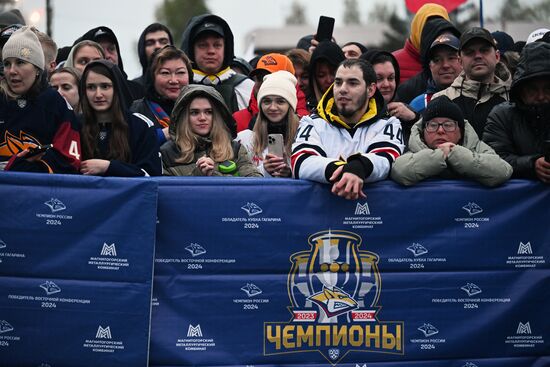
[0,130,40,158]
[308,286,358,318]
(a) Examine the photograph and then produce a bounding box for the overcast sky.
[13,0,518,78]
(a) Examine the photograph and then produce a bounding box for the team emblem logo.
[96,326,112,339]
[45,198,66,213]
[462,202,483,216]
[462,363,478,367]
[461,283,482,296]
[517,242,533,255]
[407,243,428,257]
[185,243,206,257]
[517,322,532,334]
[40,281,61,295]
[0,320,14,333]
[265,230,403,365]
[241,283,262,297]
[241,202,262,216]
[354,202,370,215]
[0,238,6,249]
[418,323,439,337]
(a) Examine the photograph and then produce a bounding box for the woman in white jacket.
[237,71,299,177]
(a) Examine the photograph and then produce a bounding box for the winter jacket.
[306,41,345,112]
[395,18,460,104]
[291,85,404,184]
[393,3,450,83]
[161,84,261,177]
[483,42,550,179]
[2,87,81,174]
[79,60,161,177]
[432,71,510,138]
[75,26,145,101]
[391,120,512,186]
[233,85,308,133]
[181,14,253,113]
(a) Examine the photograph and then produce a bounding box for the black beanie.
[422,96,465,131]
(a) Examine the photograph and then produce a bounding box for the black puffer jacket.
[483,42,550,179]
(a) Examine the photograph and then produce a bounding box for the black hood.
[362,49,401,90]
[308,41,345,97]
[419,18,460,70]
[511,42,550,102]
[180,14,234,71]
[76,26,125,73]
[80,59,132,112]
[137,23,174,76]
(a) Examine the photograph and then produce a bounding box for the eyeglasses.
[425,120,458,132]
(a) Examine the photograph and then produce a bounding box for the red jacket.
[234,86,308,133]
[392,39,422,84]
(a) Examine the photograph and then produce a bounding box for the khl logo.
[44,198,66,213]
[517,322,532,334]
[40,281,61,295]
[187,324,203,337]
[354,202,370,215]
[96,326,112,339]
[100,243,117,256]
[241,202,262,216]
[517,242,533,255]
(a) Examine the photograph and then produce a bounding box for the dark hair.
[339,58,376,85]
[148,45,193,88]
[342,41,368,54]
[80,62,130,162]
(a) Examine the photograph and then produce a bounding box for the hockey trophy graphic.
[288,230,381,323]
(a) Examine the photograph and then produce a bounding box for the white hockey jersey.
[291,91,404,184]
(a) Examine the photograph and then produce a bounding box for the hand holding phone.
[267,134,284,158]
[315,16,335,42]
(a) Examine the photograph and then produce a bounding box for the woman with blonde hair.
[237,71,299,177]
[161,84,261,177]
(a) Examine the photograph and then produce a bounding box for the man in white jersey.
[292,58,404,200]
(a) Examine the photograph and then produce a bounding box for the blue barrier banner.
[151,178,549,367]
[0,172,157,367]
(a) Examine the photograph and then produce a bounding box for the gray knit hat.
[2,26,44,70]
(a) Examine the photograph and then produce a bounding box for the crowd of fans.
[0,4,549,200]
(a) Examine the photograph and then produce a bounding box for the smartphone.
[26,144,52,158]
[267,134,284,157]
[544,140,550,162]
[315,16,335,42]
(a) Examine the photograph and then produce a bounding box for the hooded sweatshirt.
[306,41,345,112]
[133,23,174,86]
[393,3,450,83]
[483,42,550,178]
[180,14,253,113]
[76,26,145,101]
[395,17,460,104]
[161,85,261,177]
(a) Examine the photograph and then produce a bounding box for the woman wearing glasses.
[79,60,161,177]
[391,96,512,187]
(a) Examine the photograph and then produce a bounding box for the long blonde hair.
[175,96,233,163]
[252,107,300,158]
